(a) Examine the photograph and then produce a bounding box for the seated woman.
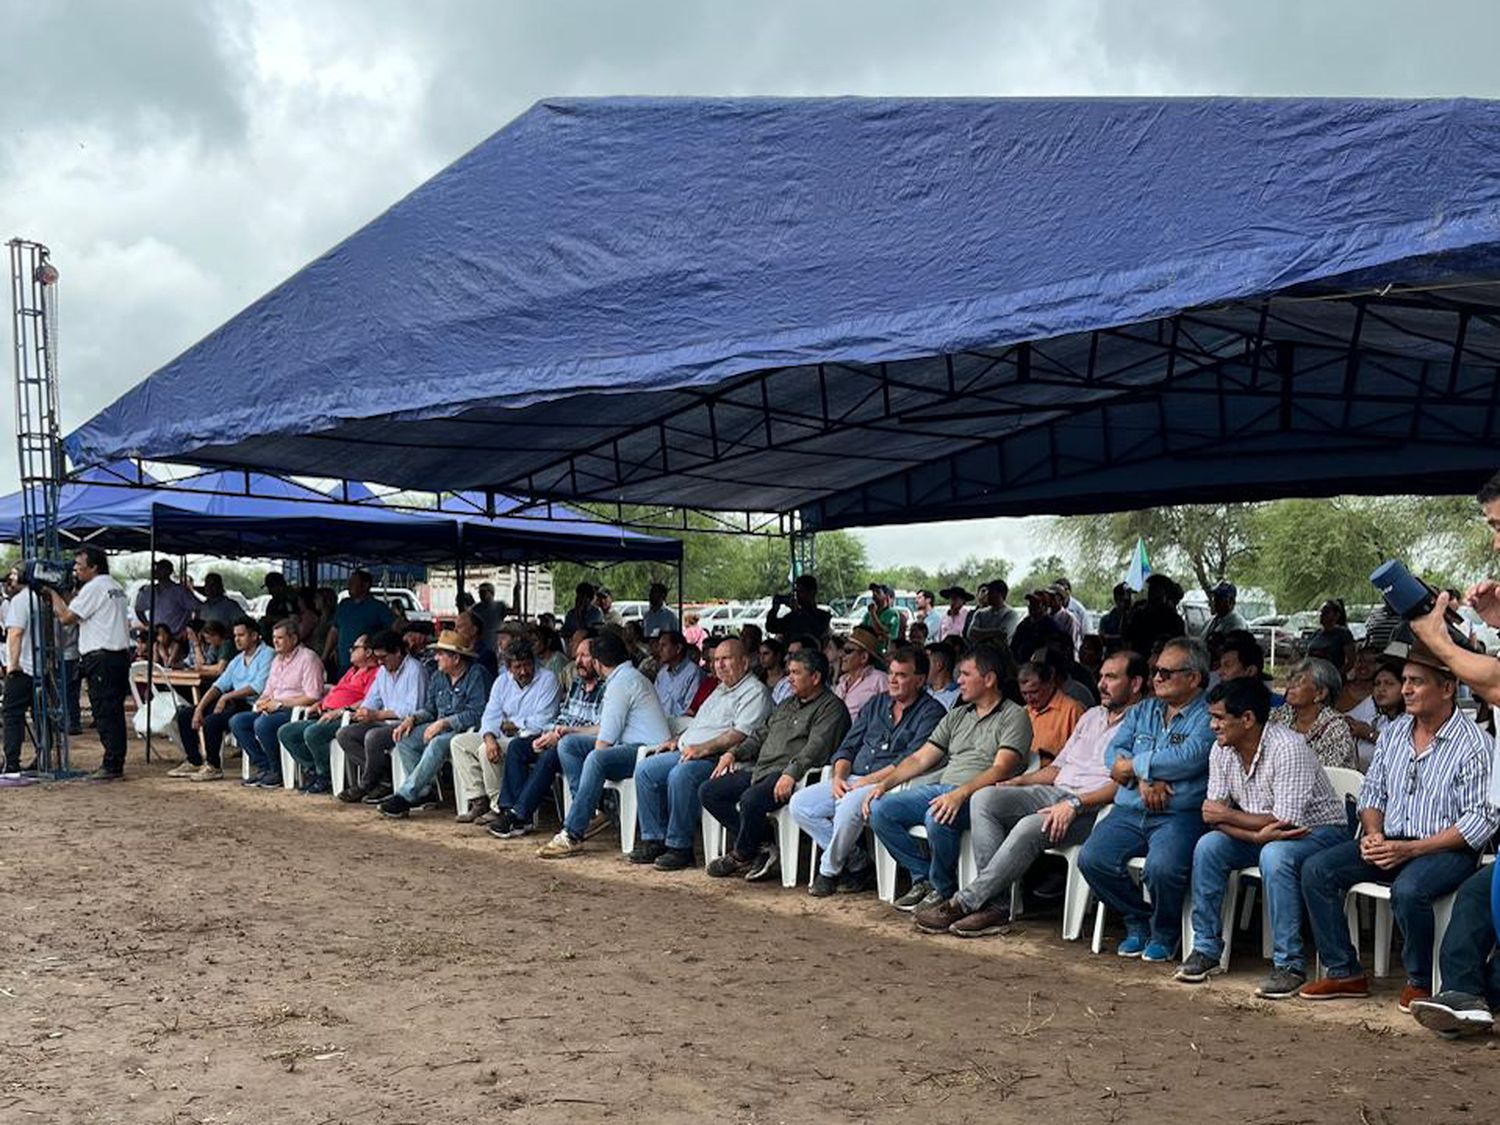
[1269,657,1357,769]
[151,623,184,669]
[186,619,235,678]
[1342,660,1405,770]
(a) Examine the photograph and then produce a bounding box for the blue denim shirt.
[413,662,494,731]
[832,690,947,776]
[1105,692,1213,815]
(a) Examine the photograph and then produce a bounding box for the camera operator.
[48,547,132,781]
[765,574,832,643]
[1404,470,1500,1039]
[3,567,39,774]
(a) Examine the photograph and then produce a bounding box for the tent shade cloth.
[0,469,681,565]
[65,97,1500,527]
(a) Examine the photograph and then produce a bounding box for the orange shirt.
[1027,691,1085,759]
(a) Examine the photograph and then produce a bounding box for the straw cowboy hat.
[429,629,476,658]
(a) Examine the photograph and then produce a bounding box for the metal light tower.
[9,238,71,775]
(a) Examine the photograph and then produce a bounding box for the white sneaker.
[536,830,583,859]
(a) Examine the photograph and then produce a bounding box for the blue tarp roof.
[0,468,680,564]
[65,97,1500,526]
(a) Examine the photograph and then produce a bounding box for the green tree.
[1053,504,1258,599]
[867,555,1011,598]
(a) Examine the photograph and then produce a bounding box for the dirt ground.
[1,733,1496,1125]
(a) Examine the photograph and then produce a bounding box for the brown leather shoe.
[455,796,490,823]
[913,896,970,934]
[1298,974,1370,1000]
[949,904,1013,938]
[1399,983,1433,1013]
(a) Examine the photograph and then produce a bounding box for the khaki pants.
[450,730,511,810]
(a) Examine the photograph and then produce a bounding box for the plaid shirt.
[1207,722,1345,828]
[556,675,605,730]
[1360,708,1498,849]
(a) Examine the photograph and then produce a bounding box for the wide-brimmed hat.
[1382,630,1451,676]
[429,629,476,658]
[844,626,883,659]
[938,585,974,602]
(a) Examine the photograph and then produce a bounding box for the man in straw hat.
[377,629,494,818]
[833,626,888,723]
[1298,631,1497,1011]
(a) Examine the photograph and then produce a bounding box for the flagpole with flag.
[1125,537,1152,592]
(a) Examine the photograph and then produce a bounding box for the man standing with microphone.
[49,547,132,781]
[1406,470,1500,1037]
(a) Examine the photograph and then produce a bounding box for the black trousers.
[3,670,32,772]
[174,698,249,767]
[699,769,787,859]
[81,649,130,775]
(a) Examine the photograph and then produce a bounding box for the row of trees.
[556,494,1492,618]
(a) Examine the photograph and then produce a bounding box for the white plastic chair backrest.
[1323,766,1365,834]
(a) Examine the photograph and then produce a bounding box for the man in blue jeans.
[1078,637,1214,961]
[1173,677,1349,997]
[631,637,772,870]
[1409,862,1500,1037]
[536,630,671,858]
[865,644,1032,913]
[1299,642,1497,1011]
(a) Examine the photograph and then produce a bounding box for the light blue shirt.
[1105,692,1213,815]
[643,606,679,637]
[212,642,274,700]
[923,608,944,637]
[597,662,672,747]
[479,667,563,737]
[654,658,703,717]
[927,682,960,711]
[360,655,429,718]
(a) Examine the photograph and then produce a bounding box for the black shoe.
[744,845,781,883]
[361,784,393,804]
[378,794,412,819]
[810,872,839,897]
[413,789,441,810]
[257,772,284,789]
[337,786,367,804]
[487,810,531,840]
[241,770,263,787]
[837,866,877,894]
[630,840,668,865]
[654,847,695,871]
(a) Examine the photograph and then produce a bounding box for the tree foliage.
[1053,504,1257,601]
[868,555,1011,596]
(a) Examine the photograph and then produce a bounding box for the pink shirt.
[263,645,326,705]
[939,606,971,641]
[835,667,888,722]
[1053,704,1129,795]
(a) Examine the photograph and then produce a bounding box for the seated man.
[1299,640,1496,1009]
[1214,629,1285,706]
[632,637,772,869]
[535,631,670,858]
[833,627,888,722]
[1017,657,1084,767]
[484,636,601,836]
[278,633,378,793]
[1078,637,1214,961]
[924,642,959,710]
[1173,677,1349,997]
[449,639,562,825]
[227,617,326,788]
[170,617,273,782]
[378,630,495,818]
[701,648,850,882]
[653,630,703,719]
[866,644,1033,912]
[913,650,1145,936]
[334,630,429,803]
[790,645,946,895]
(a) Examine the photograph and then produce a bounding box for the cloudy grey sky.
[4,0,1498,568]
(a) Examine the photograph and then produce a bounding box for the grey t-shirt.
[928,698,1033,786]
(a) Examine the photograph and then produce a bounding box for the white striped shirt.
[1358,709,1498,849]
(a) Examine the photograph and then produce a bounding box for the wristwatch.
[1063,793,1084,813]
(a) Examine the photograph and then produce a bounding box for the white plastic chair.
[561,744,647,854]
[326,711,357,795]
[700,767,819,884]
[1012,804,1111,942]
[279,706,309,790]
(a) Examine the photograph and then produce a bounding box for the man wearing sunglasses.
[1079,637,1214,962]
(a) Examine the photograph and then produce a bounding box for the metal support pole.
[145,519,157,765]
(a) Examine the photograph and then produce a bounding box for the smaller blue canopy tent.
[0,466,681,566]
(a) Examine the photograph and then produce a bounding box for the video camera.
[1369,559,1473,650]
[21,557,73,595]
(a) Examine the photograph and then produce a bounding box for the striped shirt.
[1359,709,1498,849]
[1207,723,1345,828]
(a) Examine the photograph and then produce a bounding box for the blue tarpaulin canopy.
[65,97,1500,528]
[0,466,680,564]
